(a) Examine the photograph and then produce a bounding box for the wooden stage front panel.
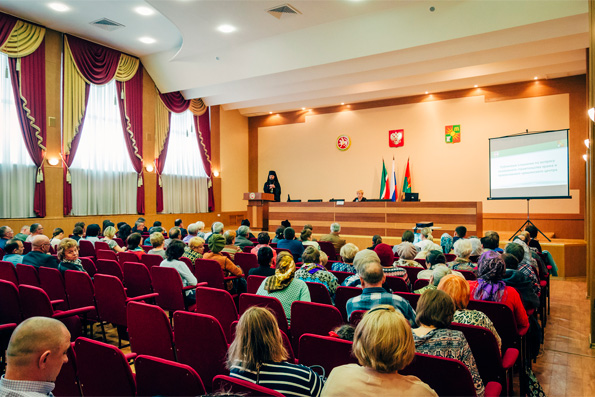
[268,201,483,237]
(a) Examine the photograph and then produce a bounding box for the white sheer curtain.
[0,53,35,218]
[70,81,137,215]
[161,110,209,213]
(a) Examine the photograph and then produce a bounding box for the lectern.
[243,192,275,231]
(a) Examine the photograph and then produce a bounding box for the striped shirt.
[230,361,324,397]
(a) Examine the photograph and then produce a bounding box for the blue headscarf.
[440,233,453,254]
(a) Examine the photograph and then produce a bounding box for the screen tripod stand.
[509,199,551,242]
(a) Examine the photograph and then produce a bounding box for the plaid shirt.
[345,287,416,326]
[331,262,356,273]
[518,262,540,295]
[0,376,55,397]
[182,246,202,265]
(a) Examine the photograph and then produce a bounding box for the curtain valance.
[1,20,46,57]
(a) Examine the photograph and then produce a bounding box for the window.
[69,80,137,215]
[161,109,208,213]
[0,52,36,218]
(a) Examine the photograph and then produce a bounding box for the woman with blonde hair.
[228,306,323,397]
[57,238,86,274]
[222,230,242,260]
[322,305,436,396]
[448,238,476,272]
[101,225,126,253]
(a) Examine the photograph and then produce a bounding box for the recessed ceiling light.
[302,107,306,110]
[139,37,156,44]
[48,2,69,12]
[534,76,538,80]
[341,102,345,105]
[135,6,154,16]
[217,24,236,33]
[425,91,429,94]
[474,85,478,88]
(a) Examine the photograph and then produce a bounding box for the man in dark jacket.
[22,235,59,269]
[502,252,539,310]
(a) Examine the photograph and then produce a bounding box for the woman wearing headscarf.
[295,246,339,298]
[256,252,311,324]
[204,234,245,292]
[394,242,422,268]
[440,233,454,254]
[468,250,529,333]
[263,170,281,202]
[373,243,410,288]
[447,239,477,273]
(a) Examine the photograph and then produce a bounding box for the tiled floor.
[532,277,595,396]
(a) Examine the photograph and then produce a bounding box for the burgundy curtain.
[155,113,172,213]
[159,91,190,113]
[0,13,17,46]
[195,111,214,211]
[8,41,47,217]
[63,86,90,216]
[67,35,119,84]
[116,66,145,214]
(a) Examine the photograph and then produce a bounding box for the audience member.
[295,246,339,298]
[102,219,113,234]
[3,239,24,266]
[182,236,205,265]
[502,247,540,310]
[319,251,329,269]
[329,324,355,341]
[227,306,323,396]
[481,230,502,253]
[0,226,14,249]
[183,222,199,244]
[101,226,126,253]
[251,231,277,265]
[160,240,197,304]
[74,222,86,236]
[469,237,483,258]
[281,220,292,228]
[414,265,452,294]
[22,235,58,269]
[272,226,285,243]
[204,234,245,292]
[453,225,467,244]
[440,233,454,254]
[413,227,434,252]
[525,225,542,252]
[323,306,436,397]
[508,239,540,295]
[148,221,163,234]
[13,225,30,242]
[249,246,276,277]
[234,225,254,249]
[394,242,422,268]
[163,227,182,249]
[412,289,484,397]
[222,231,242,260]
[418,250,446,280]
[367,234,382,250]
[447,239,476,273]
[174,218,188,238]
[57,238,85,274]
[468,250,529,333]
[414,236,441,260]
[71,226,84,242]
[319,223,346,255]
[238,219,256,239]
[49,228,64,249]
[374,243,409,287]
[277,227,304,260]
[126,233,145,260]
[131,217,147,234]
[26,223,45,243]
[116,223,132,242]
[300,228,320,249]
[345,253,416,325]
[204,221,224,244]
[331,243,359,273]
[143,227,163,246]
[83,224,101,245]
[147,232,167,259]
[0,317,71,396]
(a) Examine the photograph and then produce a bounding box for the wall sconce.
[47,157,59,166]
[585,139,590,149]
[583,154,588,162]
[213,170,220,177]
[145,164,154,172]
[588,108,594,122]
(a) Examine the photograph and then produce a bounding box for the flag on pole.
[379,159,390,199]
[390,156,397,201]
[402,157,412,199]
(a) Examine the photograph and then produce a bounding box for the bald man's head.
[6,317,71,382]
[32,235,50,253]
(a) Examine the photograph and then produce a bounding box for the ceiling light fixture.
[135,6,155,16]
[474,85,478,88]
[48,2,69,12]
[139,37,156,44]
[588,108,594,122]
[213,170,220,177]
[533,76,538,80]
[425,91,429,94]
[302,107,306,110]
[48,158,60,166]
[145,164,154,173]
[341,102,345,105]
[217,24,236,33]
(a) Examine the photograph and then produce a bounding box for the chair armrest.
[527,308,535,316]
[182,285,196,291]
[50,299,65,307]
[484,381,502,397]
[0,323,17,332]
[518,323,530,337]
[53,306,95,319]
[501,348,519,369]
[125,352,137,362]
[127,292,159,302]
[224,275,242,281]
[196,282,208,287]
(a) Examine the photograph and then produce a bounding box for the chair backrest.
[114,237,125,248]
[401,266,424,284]
[23,242,32,254]
[335,286,362,321]
[413,278,430,290]
[238,293,289,336]
[329,270,352,285]
[394,291,420,309]
[53,344,81,397]
[212,375,285,397]
[247,275,266,293]
[467,299,519,351]
[122,261,152,297]
[118,251,139,267]
[75,337,136,396]
[0,247,4,260]
[195,287,239,342]
[0,261,18,285]
[317,240,337,260]
[93,274,128,327]
[194,258,226,290]
[141,253,163,269]
[235,252,259,275]
[290,301,343,354]
[350,308,369,325]
[38,267,68,307]
[93,241,111,254]
[135,355,206,397]
[127,301,175,361]
[445,253,457,262]
[469,255,480,263]
[78,240,96,258]
[150,266,187,312]
[0,279,21,323]
[174,311,228,392]
[305,281,333,304]
[458,269,477,281]
[141,245,152,253]
[242,245,253,253]
[401,353,477,396]
[16,264,40,287]
[384,275,409,292]
[79,257,96,277]
[96,249,118,261]
[414,258,427,268]
[95,259,124,281]
[18,284,54,318]
[298,333,357,376]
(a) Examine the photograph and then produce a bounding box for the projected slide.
[489,129,570,199]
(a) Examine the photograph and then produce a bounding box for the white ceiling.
[0,0,589,116]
